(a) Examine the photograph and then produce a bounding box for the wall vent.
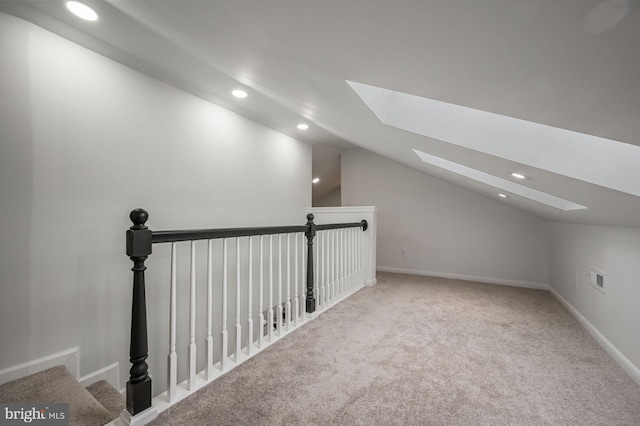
[590,268,606,294]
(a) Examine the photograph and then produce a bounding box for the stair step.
[0,366,115,425]
[86,379,125,420]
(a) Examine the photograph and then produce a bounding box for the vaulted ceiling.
[3,0,639,226]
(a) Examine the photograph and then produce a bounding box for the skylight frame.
[348,81,640,199]
[413,149,587,211]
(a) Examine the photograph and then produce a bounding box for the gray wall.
[314,186,341,207]
[548,223,640,371]
[342,149,549,288]
[342,148,640,377]
[0,12,311,386]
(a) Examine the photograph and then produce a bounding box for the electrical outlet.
[401,249,406,258]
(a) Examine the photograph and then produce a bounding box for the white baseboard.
[0,347,79,386]
[0,348,121,391]
[119,406,158,426]
[79,362,120,390]
[550,287,640,386]
[365,279,377,287]
[377,266,549,290]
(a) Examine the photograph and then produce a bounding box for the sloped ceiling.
[2,0,639,226]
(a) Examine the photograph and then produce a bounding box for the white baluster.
[294,232,299,328]
[345,228,350,294]
[318,231,327,310]
[352,229,356,289]
[347,228,354,294]
[205,240,214,380]
[354,228,359,288]
[357,227,363,287]
[235,238,242,363]
[337,229,341,298]
[167,242,177,402]
[331,229,338,303]
[346,228,351,293]
[336,229,341,298]
[354,228,358,289]
[319,231,324,310]
[340,229,347,297]
[345,229,349,294]
[277,234,283,335]
[359,226,364,287]
[326,229,331,305]
[258,235,264,349]
[348,228,353,293]
[335,229,339,301]
[220,239,228,371]
[300,232,306,324]
[315,229,319,308]
[286,233,291,332]
[353,228,357,290]
[188,240,196,390]
[247,236,253,356]
[268,235,274,342]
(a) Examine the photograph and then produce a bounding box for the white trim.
[0,347,79,386]
[0,348,121,392]
[377,266,549,290]
[118,406,158,426]
[550,287,640,386]
[79,362,120,390]
[306,206,377,215]
[365,279,377,287]
[305,311,320,321]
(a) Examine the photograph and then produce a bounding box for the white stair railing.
[122,210,373,425]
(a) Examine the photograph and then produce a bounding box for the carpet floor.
[150,272,640,425]
[0,366,122,425]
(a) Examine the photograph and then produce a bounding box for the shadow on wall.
[312,143,342,207]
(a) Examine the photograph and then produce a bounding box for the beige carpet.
[0,366,122,425]
[151,272,640,425]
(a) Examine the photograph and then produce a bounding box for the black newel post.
[305,213,316,313]
[125,209,153,416]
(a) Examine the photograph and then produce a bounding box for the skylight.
[413,150,587,211]
[348,81,640,199]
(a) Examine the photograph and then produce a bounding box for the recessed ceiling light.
[297,123,309,130]
[66,1,99,21]
[312,177,320,184]
[232,89,248,98]
[511,172,526,180]
[499,193,508,198]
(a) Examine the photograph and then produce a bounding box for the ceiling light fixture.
[65,1,99,21]
[499,193,508,198]
[511,173,526,180]
[312,178,320,184]
[297,123,309,130]
[232,89,248,98]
